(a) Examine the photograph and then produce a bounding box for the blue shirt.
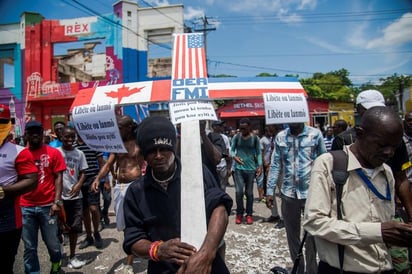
[267,125,327,199]
[229,133,262,171]
[49,139,62,148]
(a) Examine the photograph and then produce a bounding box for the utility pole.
[194,16,216,74]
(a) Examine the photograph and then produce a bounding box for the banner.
[72,103,127,153]
[263,92,309,124]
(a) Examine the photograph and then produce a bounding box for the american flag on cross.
[172,33,207,79]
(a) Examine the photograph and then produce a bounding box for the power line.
[139,0,184,28]
[192,16,216,73]
[207,58,411,79]
[63,0,172,51]
[215,8,411,25]
[210,50,412,59]
[219,16,412,26]
[55,2,410,82]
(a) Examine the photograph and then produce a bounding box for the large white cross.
[71,32,307,250]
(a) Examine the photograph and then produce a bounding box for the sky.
[1,0,411,86]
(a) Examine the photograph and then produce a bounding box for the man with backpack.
[230,118,262,225]
[304,107,412,273]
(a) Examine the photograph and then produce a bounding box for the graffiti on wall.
[26,72,77,98]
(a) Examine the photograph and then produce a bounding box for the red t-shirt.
[20,145,66,207]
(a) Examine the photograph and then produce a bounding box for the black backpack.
[330,150,349,274]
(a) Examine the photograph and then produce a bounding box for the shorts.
[256,170,264,188]
[113,182,133,231]
[63,199,83,233]
[81,176,100,207]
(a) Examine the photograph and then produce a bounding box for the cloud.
[347,22,369,48]
[204,0,215,5]
[297,0,317,10]
[366,13,412,49]
[184,6,204,21]
[144,0,171,6]
[277,8,303,23]
[219,0,293,13]
[219,0,316,24]
[304,36,351,53]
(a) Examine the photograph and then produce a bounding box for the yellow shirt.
[303,145,395,273]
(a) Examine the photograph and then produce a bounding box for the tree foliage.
[256,72,278,77]
[300,69,355,101]
[210,74,237,78]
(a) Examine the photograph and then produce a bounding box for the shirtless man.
[92,115,144,273]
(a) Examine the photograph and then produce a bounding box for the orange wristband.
[149,241,163,262]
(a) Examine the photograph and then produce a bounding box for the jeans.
[234,169,255,215]
[0,228,22,274]
[281,194,317,274]
[22,206,61,274]
[100,179,112,217]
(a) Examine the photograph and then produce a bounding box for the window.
[54,39,107,83]
[0,48,15,88]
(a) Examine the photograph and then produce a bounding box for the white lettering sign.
[169,101,217,124]
[263,92,309,124]
[72,103,127,153]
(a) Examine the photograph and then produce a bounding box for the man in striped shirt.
[323,126,334,152]
[75,134,106,249]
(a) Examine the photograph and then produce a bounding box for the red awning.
[217,98,265,118]
[220,110,265,118]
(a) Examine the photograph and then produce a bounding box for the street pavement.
[14,178,292,274]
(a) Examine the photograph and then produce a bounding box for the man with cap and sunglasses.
[0,104,38,274]
[123,116,233,273]
[21,120,66,274]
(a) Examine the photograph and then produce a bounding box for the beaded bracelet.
[149,240,163,262]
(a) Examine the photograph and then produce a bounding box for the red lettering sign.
[65,23,90,35]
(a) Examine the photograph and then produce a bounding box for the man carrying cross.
[123,116,233,273]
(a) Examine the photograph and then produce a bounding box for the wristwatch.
[0,186,4,200]
[54,200,63,207]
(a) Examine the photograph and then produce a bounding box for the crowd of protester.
[1,88,412,274]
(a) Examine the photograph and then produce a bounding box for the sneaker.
[235,214,243,224]
[275,219,285,229]
[68,256,87,269]
[263,215,280,223]
[103,214,110,225]
[100,219,105,230]
[94,232,103,249]
[246,215,253,225]
[123,264,134,274]
[79,236,94,249]
[50,261,61,274]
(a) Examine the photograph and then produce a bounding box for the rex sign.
[60,18,97,36]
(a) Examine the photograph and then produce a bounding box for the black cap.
[212,120,225,126]
[136,116,176,157]
[25,120,43,130]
